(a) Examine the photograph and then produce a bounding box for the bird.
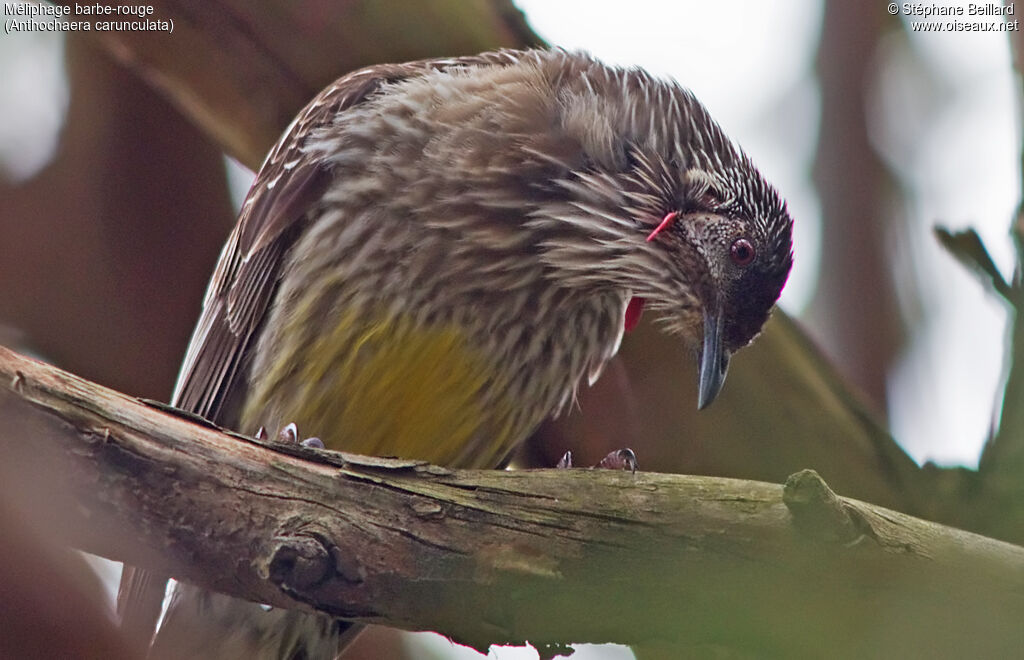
[117,48,794,659]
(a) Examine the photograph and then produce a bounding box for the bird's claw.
[596,448,638,473]
[556,448,638,473]
[255,423,324,449]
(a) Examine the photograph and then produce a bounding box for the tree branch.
[54,0,542,168]
[2,345,1023,656]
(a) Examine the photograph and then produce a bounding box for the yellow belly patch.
[243,307,514,468]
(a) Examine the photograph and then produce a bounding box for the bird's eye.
[730,238,755,266]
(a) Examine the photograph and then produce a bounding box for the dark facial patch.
[722,227,792,351]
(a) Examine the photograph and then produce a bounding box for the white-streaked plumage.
[126,48,793,660]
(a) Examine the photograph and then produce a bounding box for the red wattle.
[646,211,679,242]
[624,297,646,332]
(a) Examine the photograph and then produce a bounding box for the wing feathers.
[171,50,537,423]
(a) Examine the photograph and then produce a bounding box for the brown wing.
[172,69,392,422]
[172,49,529,423]
[117,48,534,646]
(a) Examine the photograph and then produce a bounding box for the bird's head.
[645,164,794,409]
[534,55,794,408]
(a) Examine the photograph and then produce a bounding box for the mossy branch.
[1,346,1023,656]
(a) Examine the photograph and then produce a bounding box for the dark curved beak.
[697,308,731,410]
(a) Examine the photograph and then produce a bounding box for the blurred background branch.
[52,0,542,168]
[805,1,904,411]
[969,16,1024,545]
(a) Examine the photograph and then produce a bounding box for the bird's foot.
[255,422,325,449]
[556,448,637,473]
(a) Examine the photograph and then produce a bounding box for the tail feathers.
[150,582,354,660]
